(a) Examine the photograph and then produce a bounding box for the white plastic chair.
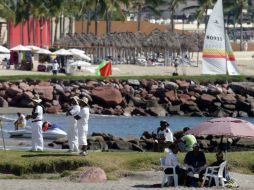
[201,161,227,187]
[160,157,178,187]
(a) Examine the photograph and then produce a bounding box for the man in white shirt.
[66,96,80,153]
[52,60,59,75]
[156,120,174,151]
[164,144,186,186]
[76,97,90,156]
[26,94,44,151]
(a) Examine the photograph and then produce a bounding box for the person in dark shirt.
[184,143,207,174]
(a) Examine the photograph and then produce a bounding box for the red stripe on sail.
[203,55,227,59]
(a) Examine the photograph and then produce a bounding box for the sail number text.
[206,35,223,41]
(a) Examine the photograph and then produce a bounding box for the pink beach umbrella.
[186,117,254,138]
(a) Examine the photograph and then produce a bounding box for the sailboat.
[202,0,240,75]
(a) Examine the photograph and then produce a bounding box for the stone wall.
[1,79,254,117]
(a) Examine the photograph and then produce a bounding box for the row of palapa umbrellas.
[54,30,204,52]
[0,45,92,67]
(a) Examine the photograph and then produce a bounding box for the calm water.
[2,114,254,138]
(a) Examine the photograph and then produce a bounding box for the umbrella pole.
[0,120,6,151]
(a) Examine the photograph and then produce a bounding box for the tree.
[100,0,129,33]
[130,0,160,31]
[163,0,187,32]
[0,0,17,47]
[224,0,248,51]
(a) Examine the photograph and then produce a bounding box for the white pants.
[78,122,88,146]
[67,117,79,152]
[31,121,43,151]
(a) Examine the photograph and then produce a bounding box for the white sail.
[202,0,240,75]
[225,33,240,75]
[202,0,225,74]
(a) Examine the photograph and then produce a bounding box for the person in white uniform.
[76,97,90,156]
[66,96,80,153]
[26,94,44,151]
[155,120,174,152]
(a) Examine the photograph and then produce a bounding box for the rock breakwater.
[1,79,254,117]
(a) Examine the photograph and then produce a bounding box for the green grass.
[0,74,253,83]
[0,151,253,179]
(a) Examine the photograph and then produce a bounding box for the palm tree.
[183,0,215,30]
[162,0,187,32]
[101,0,129,33]
[0,0,17,47]
[130,0,160,31]
[224,0,248,51]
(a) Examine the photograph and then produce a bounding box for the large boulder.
[6,85,23,97]
[33,85,54,100]
[19,82,32,91]
[222,94,237,104]
[91,87,123,107]
[199,94,216,105]
[77,167,107,183]
[229,82,254,96]
[0,97,8,107]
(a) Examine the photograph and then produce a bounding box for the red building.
[9,18,51,48]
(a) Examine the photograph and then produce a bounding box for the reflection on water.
[2,114,254,138]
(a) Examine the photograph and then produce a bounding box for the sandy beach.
[0,171,253,190]
[0,51,253,76]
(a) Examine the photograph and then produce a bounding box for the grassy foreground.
[0,151,253,179]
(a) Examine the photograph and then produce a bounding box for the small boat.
[7,126,67,140]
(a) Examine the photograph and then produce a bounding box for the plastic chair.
[160,157,178,187]
[201,161,227,187]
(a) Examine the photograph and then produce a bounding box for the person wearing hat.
[26,94,44,151]
[76,97,90,156]
[155,120,174,152]
[66,96,80,153]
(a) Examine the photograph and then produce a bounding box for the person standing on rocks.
[26,94,44,151]
[66,96,80,153]
[76,97,90,156]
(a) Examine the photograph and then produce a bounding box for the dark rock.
[131,107,148,116]
[132,144,144,152]
[54,84,65,94]
[6,85,23,97]
[19,82,32,91]
[0,97,8,107]
[111,139,132,150]
[164,81,179,90]
[168,104,181,113]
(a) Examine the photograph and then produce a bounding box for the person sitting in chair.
[164,143,186,186]
[184,143,207,174]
